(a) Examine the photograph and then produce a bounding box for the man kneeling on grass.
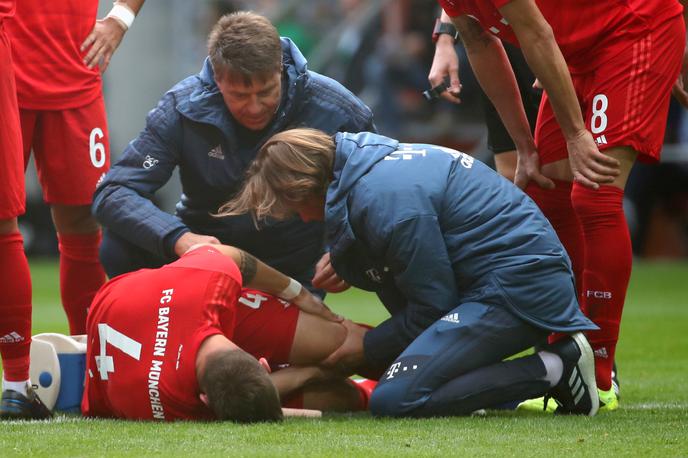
[219,128,601,417]
[82,244,376,422]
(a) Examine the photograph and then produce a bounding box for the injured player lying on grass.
[81,243,377,423]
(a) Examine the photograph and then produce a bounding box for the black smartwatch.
[431,18,459,43]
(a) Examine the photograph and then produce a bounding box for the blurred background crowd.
[21,0,688,259]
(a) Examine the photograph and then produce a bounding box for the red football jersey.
[6,0,102,109]
[0,0,14,19]
[82,247,243,421]
[439,0,683,74]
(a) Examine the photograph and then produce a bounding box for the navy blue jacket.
[93,39,375,280]
[326,132,596,368]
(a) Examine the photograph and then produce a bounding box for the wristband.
[106,3,136,30]
[280,278,302,301]
[432,19,459,44]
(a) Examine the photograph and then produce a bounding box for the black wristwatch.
[432,18,459,43]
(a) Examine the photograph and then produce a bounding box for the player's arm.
[452,14,553,190]
[92,93,188,260]
[496,0,619,188]
[81,0,147,72]
[191,244,342,323]
[428,9,462,104]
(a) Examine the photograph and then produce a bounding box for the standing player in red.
[1,0,145,420]
[82,244,366,422]
[0,0,53,421]
[7,0,145,336]
[433,0,687,409]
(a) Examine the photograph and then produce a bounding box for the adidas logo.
[441,313,460,324]
[595,135,608,145]
[208,145,224,160]
[594,347,609,359]
[568,366,586,404]
[0,331,25,343]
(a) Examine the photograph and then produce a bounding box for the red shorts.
[21,95,110,205]
[535,16,685,164]
[231,288,300,367]
[0,26,25,219]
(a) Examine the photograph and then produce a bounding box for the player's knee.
[51,204,99,234]
[571,183,623,222]
[290,313,348,365]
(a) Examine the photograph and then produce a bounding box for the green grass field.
[2,259,687,457]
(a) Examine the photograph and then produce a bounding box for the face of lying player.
[215,71,282,131]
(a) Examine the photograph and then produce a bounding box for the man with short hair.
[93,11,375,295]
[82,244,371,422]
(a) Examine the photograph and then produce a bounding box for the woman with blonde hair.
[219,128,599,417]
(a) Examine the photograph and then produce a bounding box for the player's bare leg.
[288,309,347,365]
[278,311,376,412]
[50,204,105,334]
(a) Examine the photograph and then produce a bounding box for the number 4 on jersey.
[95,323,142,380]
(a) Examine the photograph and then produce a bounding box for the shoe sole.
[571,332,599,416]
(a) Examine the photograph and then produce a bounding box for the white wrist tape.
[280,278,302,301]
[107,3,136,30]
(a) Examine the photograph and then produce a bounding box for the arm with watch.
[186,243,344,323]
[427,10,462,103]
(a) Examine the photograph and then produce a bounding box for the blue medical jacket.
[92,39,375,280]
[325,132,596,368]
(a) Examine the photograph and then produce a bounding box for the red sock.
[572,184,631,391]
[526,180,585,298]
[351,378,377,410]
[58,232,106,335]
[0,233,32,382]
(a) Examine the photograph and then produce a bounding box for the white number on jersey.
[238,292,269,309]
[590,94,609,134]
[95,323,142,380]
[89,127,106,168]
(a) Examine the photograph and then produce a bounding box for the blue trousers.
[370,301,551,417]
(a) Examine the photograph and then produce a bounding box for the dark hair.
[200,350,283,423]
[207,11,282,85]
